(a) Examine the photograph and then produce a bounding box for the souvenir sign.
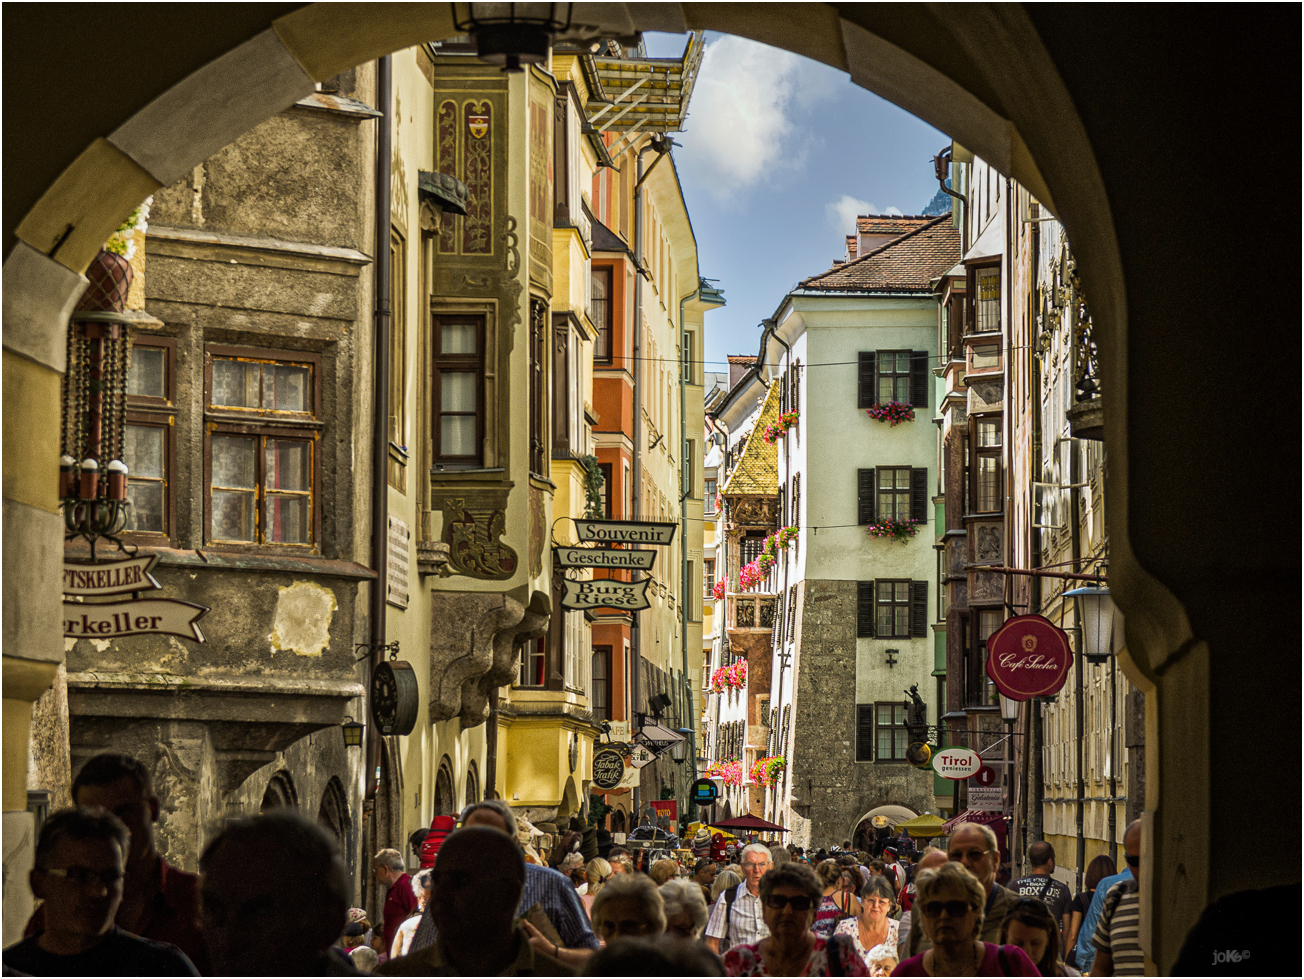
[985,614,1074,699]
[573,519,678,546]
[932,746,983,780]
[63,555,161,596]
[554,546,657,570]
[560,578,651,612]
[63,598,208,642]
[592,749,626,790]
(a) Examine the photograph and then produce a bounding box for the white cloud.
[677,36,838,205]
[826,195,875,233]
[885,206,904,216]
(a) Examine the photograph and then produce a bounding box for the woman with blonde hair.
[582,857,613,917]
[711,868,743,903]
[812,858,861,938]
[892,862,1039,976]
[649,857,681,885]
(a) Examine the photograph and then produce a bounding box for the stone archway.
[3,7,1297,970]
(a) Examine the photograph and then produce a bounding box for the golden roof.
[722,381,780,496]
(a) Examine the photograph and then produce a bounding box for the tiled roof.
[856,214,934,235]
[846,234,857,257]
[722,382,779,496]
[799,214,961,293]
[727,356,756,364]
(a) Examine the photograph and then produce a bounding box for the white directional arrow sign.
[62,598,209,642]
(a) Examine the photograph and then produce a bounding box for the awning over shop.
[709,814,789,833]
[895,813,947,839]
[941,809,1005,834]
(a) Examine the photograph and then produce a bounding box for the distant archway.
[260,769,297,812]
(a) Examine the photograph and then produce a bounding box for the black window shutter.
[856,704,875,761]
[858,469,874,525]
[782,704,791,757]
[911,467,928,522]
[911,580,929,637]
[857,581,876,638]
[788,585,797,636]
[857,351,876,408]
[911,351,930,408]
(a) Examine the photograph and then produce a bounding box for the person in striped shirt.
[1090,821,1144,976]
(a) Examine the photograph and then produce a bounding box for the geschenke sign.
[554,546,657,570]
[62,556,161,596]
[560,578,651,612]
[63,598,209,642]
[985,614,1074,699]
[573,519,678,546]
[932,746,983,780]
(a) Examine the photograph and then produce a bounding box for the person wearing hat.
[882,847,906,892]
[417,815,457,869]
[691,827,712,859]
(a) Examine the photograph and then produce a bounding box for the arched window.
[316,776,349,845]
[260,769,297,812]
[465,761,480,806]
[434,756,456,815]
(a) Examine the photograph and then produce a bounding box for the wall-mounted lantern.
[1063,585,1116,665]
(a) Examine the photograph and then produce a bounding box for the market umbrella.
[895,813,946,839]
[708,814,790,834]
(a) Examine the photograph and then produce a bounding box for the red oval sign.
[985,614,1074,699]
[973,765,997,786]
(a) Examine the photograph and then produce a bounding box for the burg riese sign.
[559,578,651,612]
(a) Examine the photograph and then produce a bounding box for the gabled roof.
[722,382,779,496]
[799,214,961,294]
[855,214,935,235]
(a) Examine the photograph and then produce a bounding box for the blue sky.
[641,32,946,370]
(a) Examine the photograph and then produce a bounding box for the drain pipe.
[366,55,392,805]
[678,283,701,813]
[629,135,671,817]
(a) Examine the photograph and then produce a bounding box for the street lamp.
[451,3,573,72]
[670,728,693,764]
[998,693,1020,724]
[1063,585,1116,665]
[341,716,365,748]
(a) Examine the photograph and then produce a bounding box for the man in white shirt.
[704,843,772,953]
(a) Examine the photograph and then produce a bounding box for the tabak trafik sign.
[985,614,1073,699]
[63,554,209,642]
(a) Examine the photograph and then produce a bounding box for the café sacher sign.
[985,613,1073,699]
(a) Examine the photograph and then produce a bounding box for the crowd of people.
[0,752,1175,976]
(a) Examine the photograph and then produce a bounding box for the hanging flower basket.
[749,755,787,787]
[867,401,915,426]
[712,580,726,602]
[760,411,801,444]
[706,759,744,786]
[866,516,921,543]
[738,555,774,591]
[710,661,747,694]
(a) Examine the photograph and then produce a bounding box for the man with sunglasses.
[705,842,773,953]
[903,822,1017,957]
[1077,820,1143,975]
[3,807,198,975]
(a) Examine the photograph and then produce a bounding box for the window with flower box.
[204,346,320,548]
[857,350,929,409]
[123,337,177,542]
[857,468,928,524]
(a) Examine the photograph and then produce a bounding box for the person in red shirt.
[374,849,417,956]
[24,754,205,971]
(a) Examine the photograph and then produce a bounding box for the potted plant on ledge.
[866,401,915,426]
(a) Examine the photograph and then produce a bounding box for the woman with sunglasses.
[1000,898,1080,977]
[891,863,1039,976]
[723,863,869,976]
[834,875,899,973]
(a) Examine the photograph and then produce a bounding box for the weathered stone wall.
[789,579,934,847]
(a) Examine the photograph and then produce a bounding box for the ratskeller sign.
[985,613,1074,699]
[62,554,209,642]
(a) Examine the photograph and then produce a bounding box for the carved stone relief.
[975,523,1002,563]
[436,493,518,580]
